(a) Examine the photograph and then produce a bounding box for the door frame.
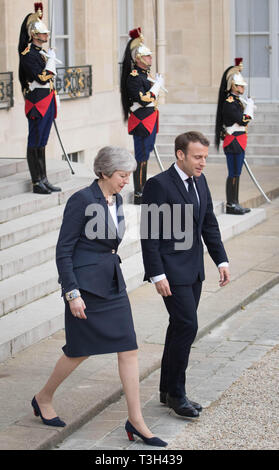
[230,0,279,102]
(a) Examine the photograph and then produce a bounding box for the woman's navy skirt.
[62,281,138,357]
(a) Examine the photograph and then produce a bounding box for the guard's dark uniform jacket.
[126,65,159,138]
[20,42,57,120]
[222,93,251,154]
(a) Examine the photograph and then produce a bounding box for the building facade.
[0,0,278,165]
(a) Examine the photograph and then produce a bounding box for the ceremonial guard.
[215,58,255,214]
[18,3,61,194]
[120,28,164,204]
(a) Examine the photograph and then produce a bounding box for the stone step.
[159,113,279,125]
[156,133,279,145]
[0,230,58,281]
[0,158,28,178]
[0,216,143,318]
[0,259,59,318]
[216,208,266,243]
[0,163,71,200]
[155,142,279,157]
[0,185,136,251]
[153,152,279,166]
[0,251,145,363]
[0,291,64,361]
[202,154,279,166]
[0,201,223,281]
[158,122,279,135]
[0,176,92,224]
[159,102,279,114]
[0,206,266,361]
[0,204,141,281]
[0,204,65,250]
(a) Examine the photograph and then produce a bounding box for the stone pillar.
[156,0,167,103]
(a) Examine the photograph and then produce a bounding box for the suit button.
[112,249,116,254]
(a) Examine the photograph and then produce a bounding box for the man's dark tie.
[186,177,199,219]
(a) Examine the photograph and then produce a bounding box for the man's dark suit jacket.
[141,164,228,286]
[56,180,126,299]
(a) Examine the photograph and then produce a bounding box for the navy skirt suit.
[56,180,137,357]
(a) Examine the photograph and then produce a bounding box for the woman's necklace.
[98,181,115,205]
[106,195,115,206]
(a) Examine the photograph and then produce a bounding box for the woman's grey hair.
[94,146,137,178]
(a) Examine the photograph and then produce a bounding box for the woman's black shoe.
[31,396,66,427]
[125,420,167,447]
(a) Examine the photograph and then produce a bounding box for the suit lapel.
[169,164,191,204]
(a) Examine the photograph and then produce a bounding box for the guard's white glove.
[155,73,164,87]
[40,48,62,75]
[150,73,164,98]
[244,97,255,120]
[45,48,56,75]
[47,48,56,59]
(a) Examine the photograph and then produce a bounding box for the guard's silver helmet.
[129,27,152,64]
[226,59,247,90]
[27,3,49,40]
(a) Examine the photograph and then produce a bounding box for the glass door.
[234,0,278,101]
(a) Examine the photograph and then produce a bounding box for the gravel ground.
[168,345,279,450]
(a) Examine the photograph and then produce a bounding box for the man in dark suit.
[141,131,230,418]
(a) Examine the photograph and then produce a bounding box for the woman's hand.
[69,296,87,319]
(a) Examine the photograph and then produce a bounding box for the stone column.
[156,0,167,103]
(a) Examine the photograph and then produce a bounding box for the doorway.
[232,0,279,101]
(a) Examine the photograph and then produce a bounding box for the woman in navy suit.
[31,146,167,447]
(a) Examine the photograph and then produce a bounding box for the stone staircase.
[0,153,266,363]
[156,103,279,165]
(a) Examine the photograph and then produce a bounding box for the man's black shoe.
[160,391,202,412]
[165,394,200,417]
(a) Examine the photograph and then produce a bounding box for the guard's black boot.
[38,147,62,192]
[26,147,51,194]
[226,177,246,215]
[133,161,147,205]
[235,176,250,213]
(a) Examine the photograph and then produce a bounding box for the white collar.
[174,162,192,182]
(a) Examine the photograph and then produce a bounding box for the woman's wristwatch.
[65,289,81,301]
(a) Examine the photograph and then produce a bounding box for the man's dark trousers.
[160,280,202,398]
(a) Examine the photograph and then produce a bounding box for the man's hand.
[218,266,230,287]
[155,278,172,297]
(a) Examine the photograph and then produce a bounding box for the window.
[48,0,74,66]
[62,151,83,163]
[118,0,134,64]
[235,0,270,77]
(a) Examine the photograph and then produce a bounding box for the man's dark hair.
[175,131,210,158]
